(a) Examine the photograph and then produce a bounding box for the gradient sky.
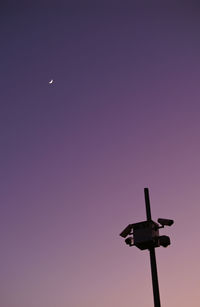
[1,1,200,306]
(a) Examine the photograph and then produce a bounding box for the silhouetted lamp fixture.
[120,188,174,307]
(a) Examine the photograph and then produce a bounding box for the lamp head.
[158,218,174,227]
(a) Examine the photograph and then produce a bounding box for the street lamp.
[119,188,174,307]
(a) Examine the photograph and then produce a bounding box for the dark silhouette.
[120,188,174,307]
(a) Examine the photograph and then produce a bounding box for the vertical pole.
[144,188,152,221]
[149,248,161,307]
[144,188,161,307]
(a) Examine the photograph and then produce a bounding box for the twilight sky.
[1,1,200,306]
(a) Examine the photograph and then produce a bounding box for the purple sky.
[1,2,200,306]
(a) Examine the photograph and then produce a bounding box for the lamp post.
[120,188,174,307]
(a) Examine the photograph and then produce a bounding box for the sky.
[1,1,200,306]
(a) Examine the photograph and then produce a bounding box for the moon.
[49,79,54,84]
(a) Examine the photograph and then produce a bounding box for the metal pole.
[149,248,161,307]
[144,188,152,221]
[144,188,161,307]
